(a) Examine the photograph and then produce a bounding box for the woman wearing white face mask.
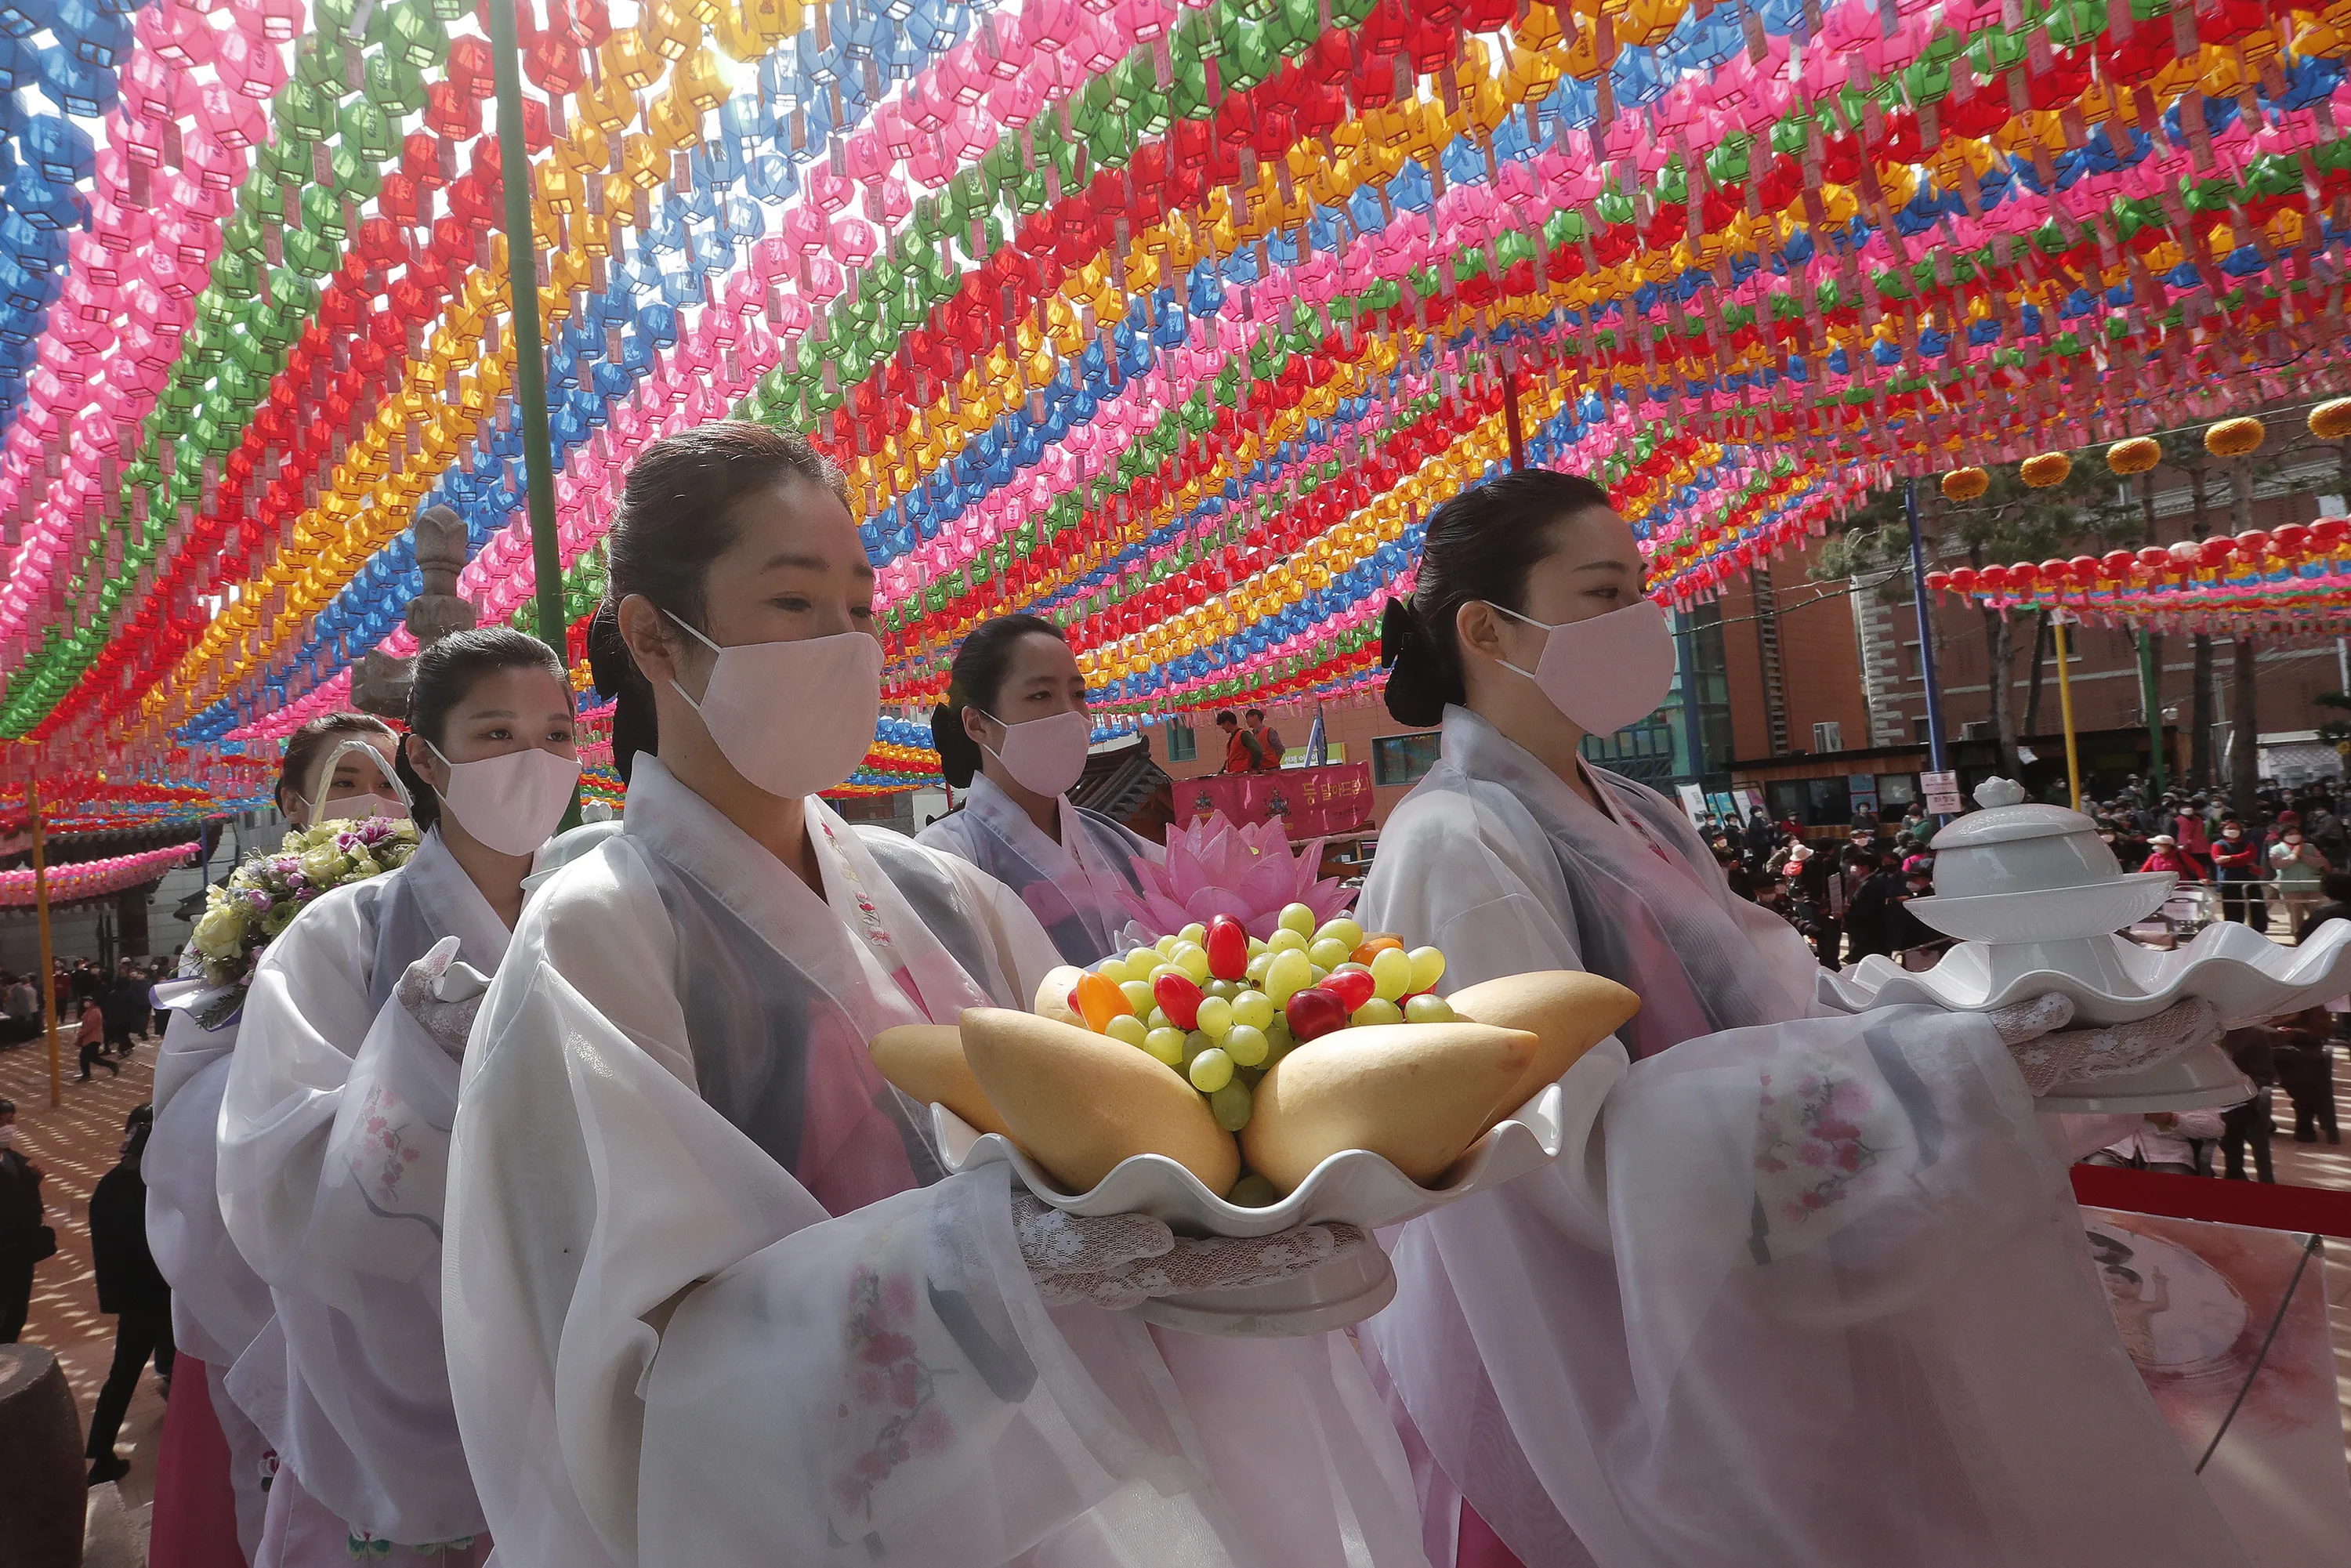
[216,628,579,1567]
[917,614,1160,965]
[443,422,1421,1568]
[1355,472,2241,1568]
[145,709,403,1568]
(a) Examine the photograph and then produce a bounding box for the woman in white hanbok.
[1355,470,2244,1568]
[145,712,406,1565]
[444,422,1425,1568]
[219,627,581,1566]
[918,614,1158,966]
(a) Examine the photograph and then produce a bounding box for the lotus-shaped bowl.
[933,1040,1628,1335]
[1904,872,2175,944]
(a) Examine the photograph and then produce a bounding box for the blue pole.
[1905,478,1954,813]
[1674,609,1708,791]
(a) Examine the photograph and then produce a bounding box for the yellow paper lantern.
[2106,436,2161,476]
[2205,416,2266,458]
[2309,399,2351,442]
[1941,467,1990,502]
[2020,452,2072,488]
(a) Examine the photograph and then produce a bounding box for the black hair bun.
[931,700,981,790]
[1381,598,1447,727]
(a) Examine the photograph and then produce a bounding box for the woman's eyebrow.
[1573,559,1632,574]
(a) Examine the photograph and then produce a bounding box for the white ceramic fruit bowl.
[933,1037,1629,1336]
[1817,919,2351,1113]
[1903,873,2176,944]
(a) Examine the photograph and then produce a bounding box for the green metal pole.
[490,0,579,829]
[2139,631,2167,796]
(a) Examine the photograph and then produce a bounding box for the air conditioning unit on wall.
[1813,721,1843,752]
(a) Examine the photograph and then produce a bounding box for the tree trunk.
[2188,465,2216,787]
[1987,608,2022,776]
[2022,610,2052,738]
[2232,636,2261,820]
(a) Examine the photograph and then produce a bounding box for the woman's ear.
[961,704,994,751]
[404,733,447,794]
[617,594,679,691]
[1454,599,1508,666]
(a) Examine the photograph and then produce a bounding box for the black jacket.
[89,1154,167,1316]
[0,1146,45,1262]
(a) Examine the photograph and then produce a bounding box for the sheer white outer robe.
[443,756,1426,1568]
[917,774,1161,966]
[1354,706,2244,1568]
[216,828,507,1550]
[146,1004,276,1556]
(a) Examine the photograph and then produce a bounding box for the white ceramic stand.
[2032,1042,2255,1114]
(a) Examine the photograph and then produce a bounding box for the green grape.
[1313,917,1365,951]
[1146,1006,1172,1031]
[1227,1172,1281,1208]
[1189,1046,1235,1092]
[1195,995,1233,1039]
[1105,1014,1148,1048]
[1246,936,1269,957]
[1266,927,1310,954]
[1246,951,1275,985]
[1119,980,1155,1016]
[1370,947,1416,1001]
[1230,988,1275,1030]
[1142,1026,1187,1064]
[1277,902,1317,936]
[1149,962,1186,987]
[1180,1030,1211,1068]
[1209,1077,1253,1131]
[1204,978,1241,1001]
[1155,933,1183,956]
[1408,946,1447,993]
[1404,993,1458,1024]
[1264,947,1313,1005]
[1307,937,1352,970]
[1125,946,1161,976]
[1350,998,1403,1028]
[1092,954,1129,984]
[1223,1022,1270,1066]
[1176,921,1208,946]
[1169,941,1212,981]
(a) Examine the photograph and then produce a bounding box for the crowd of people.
[1687,800,1947,970]
[1,957,172,1062]
[2087,780,2349,936]
[0,437,2284,1567]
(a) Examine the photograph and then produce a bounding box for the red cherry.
[1285,987,1350,1041]
[1154,972,1204,1030]
[1322,967,1378,1012]
[1204,914,1249,981]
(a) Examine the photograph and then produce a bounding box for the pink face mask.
[1487,599,1678,737]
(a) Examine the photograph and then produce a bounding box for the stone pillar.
[351,505,480,718]
[0,1345,86,1568]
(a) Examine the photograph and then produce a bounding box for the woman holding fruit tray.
[443,423,1427,1568]
[918,612,1161,966]
[1357,470,2244,1568]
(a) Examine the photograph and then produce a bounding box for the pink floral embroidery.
[357,1084,425,1208]
[832,1264,956,1526]
[1753,1067,1883,1225]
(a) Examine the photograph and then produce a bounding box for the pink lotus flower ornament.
[1118,812,1355,942]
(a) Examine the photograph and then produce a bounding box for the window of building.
[1876,773,1918,806]
[1165,719,1197,762]
[1372,732,1441,787]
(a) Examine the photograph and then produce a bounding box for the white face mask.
[980,708,1092,798]
[310,738,411,826]
[425,738,581,856]
[667,612,882,798]
[1487,598,1678,738]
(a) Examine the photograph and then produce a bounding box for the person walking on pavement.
[87,1105,172,1484]
[74,997,118,1081]
[0,1098,54,1342]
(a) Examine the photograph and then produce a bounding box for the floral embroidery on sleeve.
[831,1263,958,1530]
[1753,1063,1885,1226]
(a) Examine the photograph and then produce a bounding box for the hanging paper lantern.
[2106,437,2161,476]
[2020,452,2072,489]
[2206,418,2266,458]
[2310,400,2351,443]
[1941,468,1989,502]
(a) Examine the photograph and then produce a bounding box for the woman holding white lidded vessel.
[1356,469,2244,1568]
[919,612,1161,968]
[444,421,1428,1568]
[219,626,584,1565]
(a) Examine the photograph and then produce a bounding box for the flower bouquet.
[176,817,420,1030]
[871,813,1642,1333]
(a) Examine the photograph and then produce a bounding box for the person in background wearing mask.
[2212,817,2268,929]
[2140,834,2197,878]
[1246,708,1285,767]
[88,1104,172,1484]
[145,710,403,1568]
[2269,822,2331,936]
[449,422,1423,1567]
[218,628,580,1566]
[1357,469,2237,1566]
[919,614,1160,967]
[0,1097,53,1343]
[2171,795,2215,877]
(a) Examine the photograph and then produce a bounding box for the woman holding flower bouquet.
[444,424,1423,1568]
[918,613,1160,966]
[1357,472,2244,1568]
[144,712,410,1568]
[216,626,580,1567]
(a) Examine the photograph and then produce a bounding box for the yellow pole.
[2053,615,2083,812]
[28,769,59,1108]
